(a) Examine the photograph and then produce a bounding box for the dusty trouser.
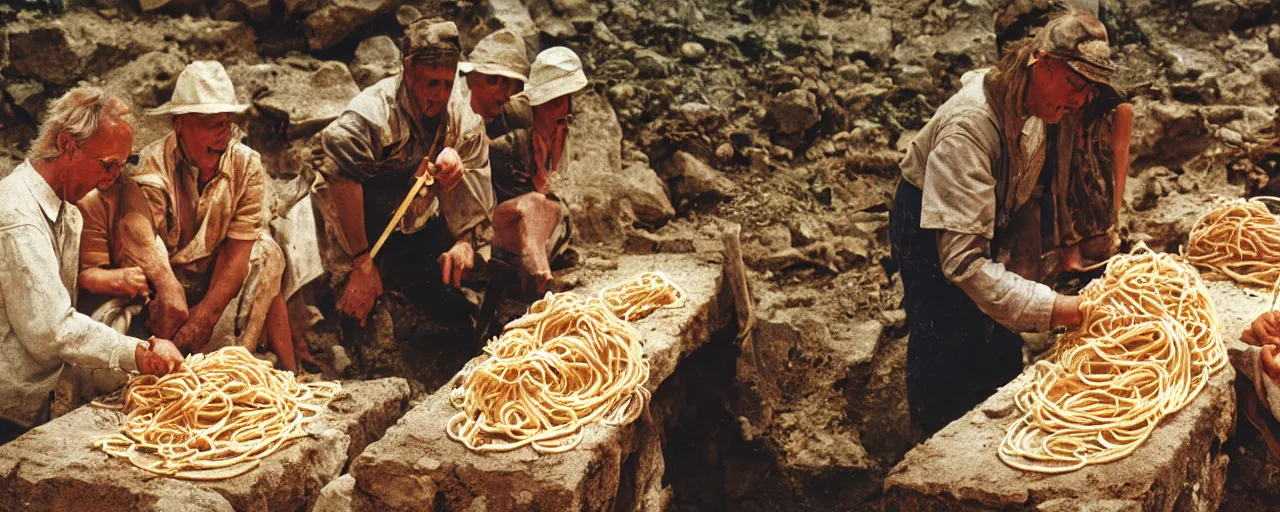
[492,192,571,296]
[58,232,284,416]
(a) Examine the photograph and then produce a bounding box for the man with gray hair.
[0,87,182,443]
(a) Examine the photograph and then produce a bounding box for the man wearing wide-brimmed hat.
[310,18,495,346]
[488,46,588,297]
[458,28,533,140]
[76,60,316,374]
[890,7,1129,436]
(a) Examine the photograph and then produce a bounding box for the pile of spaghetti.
[93,346,341,480]
[446,271,685,454]
[998,244,1226,474]
[1185,196,1280,287]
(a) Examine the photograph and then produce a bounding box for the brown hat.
[1033,7,1116,85]
[403,18,461,67]
[459,29,530,83]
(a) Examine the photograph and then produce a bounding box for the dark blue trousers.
[889,180,1025,437]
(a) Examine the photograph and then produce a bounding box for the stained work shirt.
[898,69,1056,333]
[315,75,494,248]
[0,161,142,427]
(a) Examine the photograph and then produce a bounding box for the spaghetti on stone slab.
[93,346,341,480]
[998,244,1226,474]
[446,271,685,454]
[1186,196,1280,288]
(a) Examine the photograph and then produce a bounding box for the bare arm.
[1112,103,1134,214]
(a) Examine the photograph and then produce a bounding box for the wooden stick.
[721,224,762,375]
[371,162,435,259]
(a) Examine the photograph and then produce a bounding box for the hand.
[1262,345,1280,382]
[134,337,183,375]
[337,254,382,326]
[111,267,150,298]
[147,289,189,340]
[438,241,475,289]
[1242,311,1280,348]
[171,309,217,353]
[1050,294,1084,329]
[434,147,463,193]
[1058,245,1085,273]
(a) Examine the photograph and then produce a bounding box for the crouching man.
[1,88,182,444]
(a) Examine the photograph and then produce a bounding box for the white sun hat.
[148,61,250,116]
[457,29,530,83]
[524,47,587,107]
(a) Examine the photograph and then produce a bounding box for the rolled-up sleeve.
[76,189,114,271]
[922,110,1056,333]
[319,112,383,183]
[938,231,1056,332]
[227,152,265,241]
[0,225,141,372]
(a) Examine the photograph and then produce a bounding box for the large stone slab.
[882,281,1252,511]
[345,253,730,511]
[0,378,410,512]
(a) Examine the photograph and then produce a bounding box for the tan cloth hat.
[524,47,587,106]
[149,61,249,116]
[403,17,461,66]
[458,29,530,83]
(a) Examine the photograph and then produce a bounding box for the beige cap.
[1033,7,1115,85]
[149,61,249,116]
[458,29,530,83]
[524,47,587,106]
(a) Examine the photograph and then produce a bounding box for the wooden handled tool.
[370,161,435,259]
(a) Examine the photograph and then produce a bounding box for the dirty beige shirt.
[130,132,266,274]
[316,75,494,247]
[0,161,142,427]
[899,69,1056,333]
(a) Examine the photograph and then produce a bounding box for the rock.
[5,12,256,87]
[624,229,695,255]
[1190,0,1239,34]
[634,48,674,78]
[0,378,411,512]
[99,51,189,146]
[487,0,538,39]
[350,36,401,89]
[4,80,45,121]
[303,0,402,51]
[1268,24,1280,57]
[528,0,596,39]
[234,0,271,23]
[789,215,833,246]
[348,255,729,511]
[715,142,735,161]
[550,91,675,249]
[315,474,362,512]
[883,283,1246,511]
[395,4,420,25]
[679,41,706,62]
[769,89,820,136]
[822,14,893,63]
[665,151,738,205]
[895,65,933,93]
[332,345,353,375]
[254,61,361,135]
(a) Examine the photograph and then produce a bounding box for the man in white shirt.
[0,87,182,444]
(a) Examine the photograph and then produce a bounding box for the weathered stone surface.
[550,91,675,249]
[821,14,893,63]
[528,0,596,39]
[487,0,538,39]
[1190,0,1239,34]
[0,378,410,512]
[303,0,403,51]
[882,282,1250,511]
[769,89,819,136]
[348,253,730,511]
[254,61,360,135]
[4,80,45,121]
[664,151,739,206]
[350,36,401,89]
[98,50,189,147]
[4,12,256,87]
